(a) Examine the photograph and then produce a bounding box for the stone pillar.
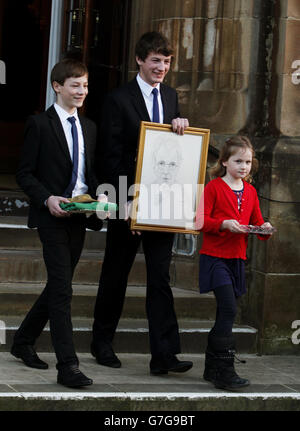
[245,0,300,354]
[128,0,300,353]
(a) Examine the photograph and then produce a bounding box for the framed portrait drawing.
[130,122,210,234]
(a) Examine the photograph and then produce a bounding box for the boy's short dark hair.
[50,58,88,87]
[135,31,174,62]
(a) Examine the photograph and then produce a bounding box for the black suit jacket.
[16,105,100,228]
[97,78,180,196]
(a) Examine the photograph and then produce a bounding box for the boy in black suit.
[92,32,193,375]
[11,59,102,388]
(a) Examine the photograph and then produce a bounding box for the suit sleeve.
[97,93,126,192]
[164,88,180,122]
[16,116,51,208]
[84,119,99,198]
[173,91,180,119]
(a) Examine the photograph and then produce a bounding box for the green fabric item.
[60,202,118,212]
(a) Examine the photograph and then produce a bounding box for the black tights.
[210,284,237,337]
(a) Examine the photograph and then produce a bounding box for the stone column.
[128,0,300,353]
[245,0,300,354]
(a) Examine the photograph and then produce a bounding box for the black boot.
[203,334,249,391]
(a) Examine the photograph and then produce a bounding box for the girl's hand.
[220,219,246,233]
[261,222,273,229]
[260,221,274,235]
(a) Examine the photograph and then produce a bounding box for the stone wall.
[245,0,300,354]
[128,0,300,354]
[128,0,258,134]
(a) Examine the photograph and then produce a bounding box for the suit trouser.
[92,219,181,357]
[13,218,86,370]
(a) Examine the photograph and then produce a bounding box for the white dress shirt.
[136,74,164,124]
[54,103,88,197]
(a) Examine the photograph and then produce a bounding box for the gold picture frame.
[130,122,210,234]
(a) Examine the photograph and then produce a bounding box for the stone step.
[0,217,200,291]
[0,283,216,320]
[0,353,299,412]
[0,249,150,285]
[0,216,107,250]
[0,388,298,412]
[0,316,258,354]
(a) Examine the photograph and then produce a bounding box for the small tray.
[240,225,276,235]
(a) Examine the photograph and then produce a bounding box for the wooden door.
[62,0,131,122]
[0,0,131,178]
[0,0,52,175]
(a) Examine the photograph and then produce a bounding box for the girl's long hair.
[209,135,258,183]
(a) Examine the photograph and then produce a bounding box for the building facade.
[0,0,299,354]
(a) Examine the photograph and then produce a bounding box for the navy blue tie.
[64,116,79,197]
[152,87,160,123]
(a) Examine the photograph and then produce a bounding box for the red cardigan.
[196,177,268,259]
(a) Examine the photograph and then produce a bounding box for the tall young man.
[12,58,102,388]
[92,32,193,375]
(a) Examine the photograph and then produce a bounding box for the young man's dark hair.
[50,58,88,86]
[135,31,174,62]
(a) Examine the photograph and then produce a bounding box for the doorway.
[61,0,131,122]
[0,0,52,177]
[0,0,131,183]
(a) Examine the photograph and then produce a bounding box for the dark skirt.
[199,254,246,297]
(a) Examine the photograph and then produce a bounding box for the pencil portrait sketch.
[131,122,210,234]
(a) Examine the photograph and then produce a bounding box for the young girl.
[196,135,273,391]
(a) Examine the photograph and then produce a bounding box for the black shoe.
[57,365,93,388]
[213,368,250,391]
[11,344,48,370]
[91,342,121,368]
[204,335,250,391]
[150,354,193,375]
